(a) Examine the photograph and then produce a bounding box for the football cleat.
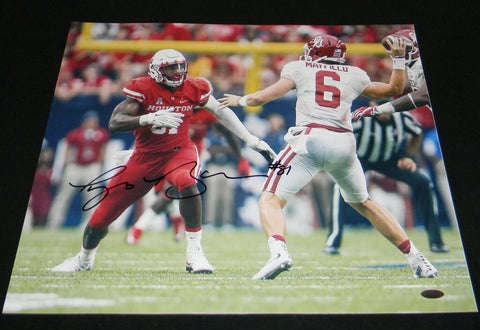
[126,227,143,245]
[323,246,340,255]
[406,252,439,278]
[185,246,214,274]
[252,253,293,280]
[430,243,449,253]
[51,253,94,273]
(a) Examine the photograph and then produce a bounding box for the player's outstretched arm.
[203,95,277,163]
[390,84,430,112]
[361,36,407,100]
[352,84,431,122]
[218,78,294,108]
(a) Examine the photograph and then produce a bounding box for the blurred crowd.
[25,23,456,235]
[55,23,411,104]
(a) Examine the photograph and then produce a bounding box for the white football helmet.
[148,49,188,87]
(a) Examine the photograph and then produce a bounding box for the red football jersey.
[122,76,212,153]
[411,105,435,130]
[190,108,218,154]
[66,127,110,165]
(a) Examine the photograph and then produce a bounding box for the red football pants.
[89,144,200,229]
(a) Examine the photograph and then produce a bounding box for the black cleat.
[323,246,340,255]
[430,243,449,253]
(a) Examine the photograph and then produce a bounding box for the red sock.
[170,216,184,234]
[272,234,286,243]
[397,239,411,254]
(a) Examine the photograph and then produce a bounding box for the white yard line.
[2,293,115,313]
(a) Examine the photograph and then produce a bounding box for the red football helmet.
[301,34,347,63]
[390,29,420,65]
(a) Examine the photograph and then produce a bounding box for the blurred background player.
[125,107,251,244]
[325,102,449,255]
[352,28,458,231]
[52,48,276,274]
[23,140,54,231]
[46,111,110,230]
[220,34,439,280]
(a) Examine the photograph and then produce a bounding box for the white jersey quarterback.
[281,60,371,132]
[263,60,375,204]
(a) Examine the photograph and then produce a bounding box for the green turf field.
[3,227,477,314]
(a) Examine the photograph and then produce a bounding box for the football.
[381,35,413,53]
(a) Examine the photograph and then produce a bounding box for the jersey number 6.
[315,71,341,109]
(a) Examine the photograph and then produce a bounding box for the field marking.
[383,284,451,289]
[3,293,115,313]
[345,260,468,270]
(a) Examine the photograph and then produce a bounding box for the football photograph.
[2,18,478,323]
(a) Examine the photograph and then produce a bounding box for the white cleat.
[252,253,293,280]
[186,246,214,274]
[407,252,439,278]
[51,253,94,273]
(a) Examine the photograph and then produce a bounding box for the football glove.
[352,106,379,122]
[139,107,184,128]
[243,134,277,164]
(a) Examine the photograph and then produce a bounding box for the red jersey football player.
[52,48,276,274]
[125,107,251,245]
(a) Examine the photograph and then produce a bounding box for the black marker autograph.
[143,161,270,200]
[69,166,134,211]
[69,161,291,210]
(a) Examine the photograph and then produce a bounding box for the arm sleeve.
[203,95,251,140]
[190,77,213,105]
[354,67,373,95]
[122,79,145,104]
[280,62,296,81]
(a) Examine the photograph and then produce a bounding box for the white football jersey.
[407,58,425,91]
[281,60,371,131]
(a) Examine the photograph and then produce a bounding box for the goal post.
[76,22,386,113]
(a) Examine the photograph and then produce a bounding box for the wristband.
[375,102,395,114]
[407,93,418,108]
[391,57,406,70]
[139,114,152,126]
[238,95,249,107]
[242,133,257,145]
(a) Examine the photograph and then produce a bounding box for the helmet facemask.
[392,30,420,66]
[148,49,188,87]
[300,35,346,64]
[403,38,420,65]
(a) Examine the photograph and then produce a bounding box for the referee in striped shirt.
[325,102,448,254]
